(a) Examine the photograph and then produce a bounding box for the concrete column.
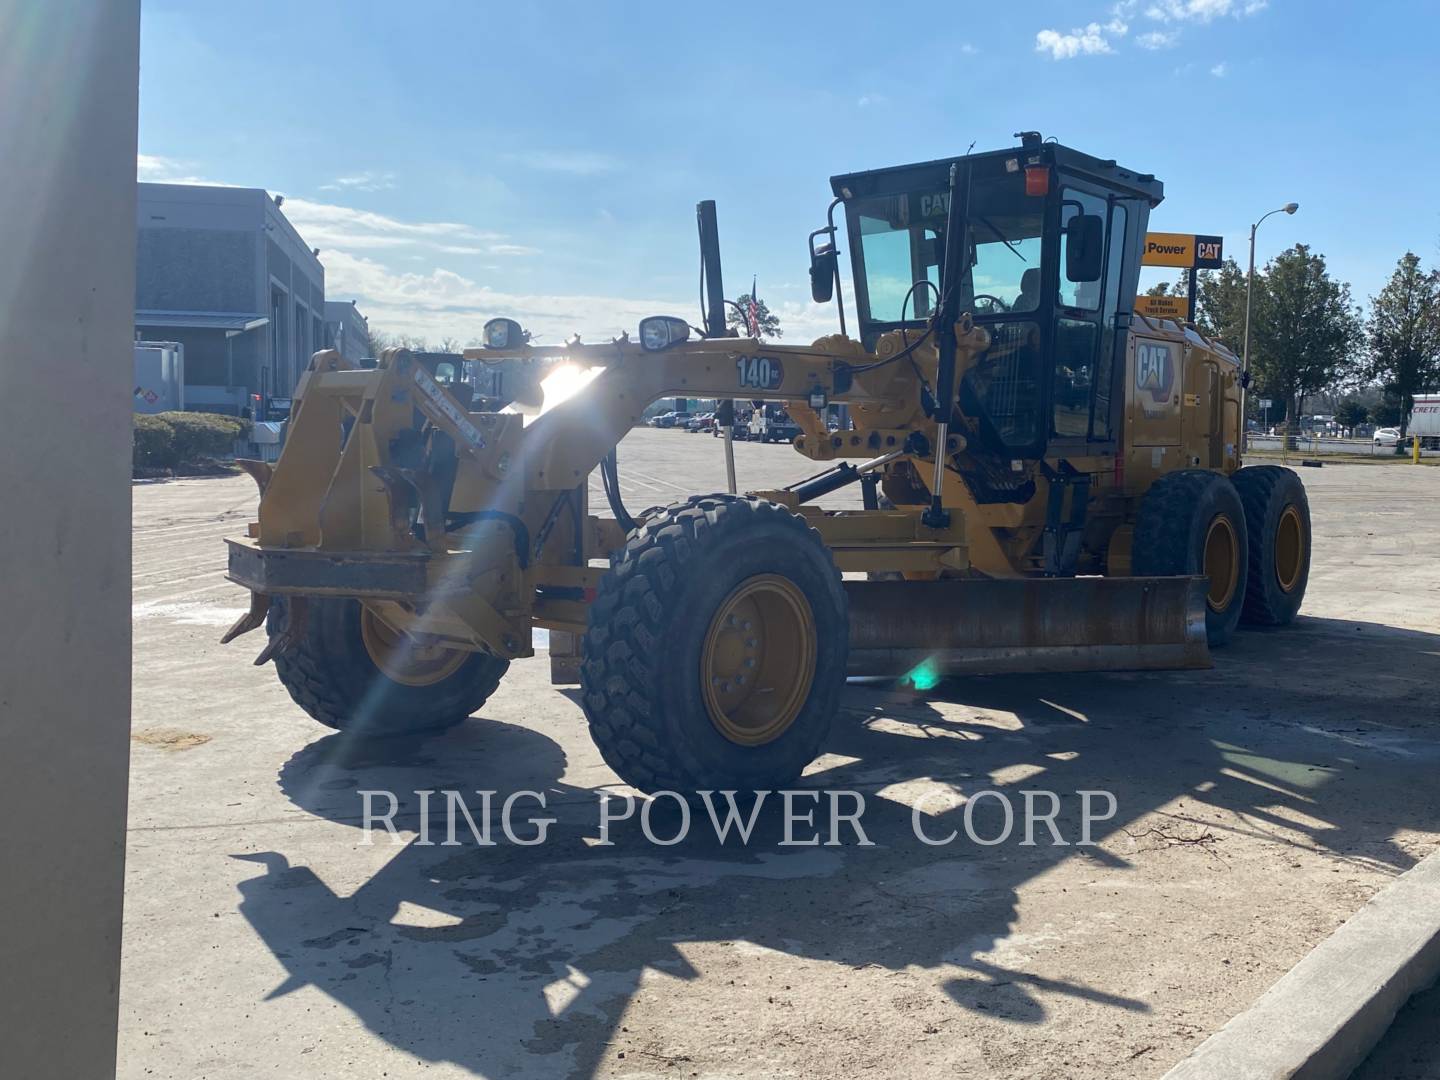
[0,2,139,1077]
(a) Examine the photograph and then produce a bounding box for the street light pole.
[1241,202,1299,450]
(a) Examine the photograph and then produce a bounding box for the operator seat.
[1016,268,1042,312]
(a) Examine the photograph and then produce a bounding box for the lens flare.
[903,657,941,692]
[539,363,603,414]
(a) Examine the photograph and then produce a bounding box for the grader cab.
[224,132,1312,793]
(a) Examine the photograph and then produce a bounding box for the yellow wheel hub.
[360,607,468,687]
[1274,504,1305,593]
[701,575,817,747]
[1203,515,1240,612]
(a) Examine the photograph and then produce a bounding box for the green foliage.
[134,411,250,472]
[1193,258,1251,357]
[1364,252,1440,435]
[726,293,783,340]
[133,414,176,469]
[1334,399,1368,430]
[1250,244,1362,424]
[1371,399,1404,427]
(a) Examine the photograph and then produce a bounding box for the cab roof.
[830,137,1165,207]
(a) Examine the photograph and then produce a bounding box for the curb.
[1161,848,1440,1079]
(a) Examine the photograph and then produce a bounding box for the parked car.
[1373,427,1402,447]
[685,413,714,432]
[750,411,802,443]
[653,411,693,429]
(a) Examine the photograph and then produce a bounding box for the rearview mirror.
[810,246,837,303]
[1065,213,1104,283]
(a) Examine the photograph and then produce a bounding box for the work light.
[482,318,525,349]
[639,315,690,351]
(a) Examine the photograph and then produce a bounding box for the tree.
[1364,252,1440,436]
[363,324,392,358]
[1192,258,1251,357]
[1334,399,1368,431]
[726,293,783,339]
[1371,399,1404,427]
[1250,244,1362,432]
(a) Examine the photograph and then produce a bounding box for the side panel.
[1124,333,1184,491]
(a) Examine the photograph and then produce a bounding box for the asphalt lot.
[122,429,1440,1079]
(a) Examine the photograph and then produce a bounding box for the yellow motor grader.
[223,132,1311,792]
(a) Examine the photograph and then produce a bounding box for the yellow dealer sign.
[1135,294,1190,320]
[1143,232,1224,270]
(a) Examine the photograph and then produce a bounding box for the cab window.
[1058,189,1107,311]
[1052,187,1110,438]
[857,212,939,322]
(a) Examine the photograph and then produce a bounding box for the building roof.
[135,310,269,332]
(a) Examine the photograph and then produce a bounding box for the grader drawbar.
[225,133,1309,793]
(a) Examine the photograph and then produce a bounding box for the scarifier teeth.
[252,596,308,666]
[219,591,270,645]
[235,458,274,496]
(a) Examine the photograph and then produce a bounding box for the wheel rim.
[1274,504,1305,593]
[1203,515,1240,612]
[360,607,468,687]
[701,574,817,747]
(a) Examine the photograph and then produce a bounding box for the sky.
[138,0,1440,345]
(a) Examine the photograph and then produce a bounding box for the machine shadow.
[234,614,1440,1078]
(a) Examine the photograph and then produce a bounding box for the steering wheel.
[972,293,1009,315]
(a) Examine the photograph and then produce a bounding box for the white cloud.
[1035,22,1120,59]
[320,249,689,343]
[1137,29,1181,48]
[501,150,619,176]
[321,250,848,348]
[136,153,239,187]
[959,42,979,55]
[857,93,888,107]
[319,171,396,193]
[277,198,537,257]
[1210,61,1229,76]
[135,152,850,351]
[1146,0,1264,21]
[136,153,172,180]
[1042,0,1259,57]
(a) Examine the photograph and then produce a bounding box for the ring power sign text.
[1142,232,1224,270]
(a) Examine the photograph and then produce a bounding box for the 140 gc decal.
[736,355,783,391]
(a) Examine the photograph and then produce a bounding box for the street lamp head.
[1283,202,1299,214]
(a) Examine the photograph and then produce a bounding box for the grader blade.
[845,576,1210,678]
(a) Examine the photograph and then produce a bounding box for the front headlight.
[639,315,690,351]
[483,317,525,349]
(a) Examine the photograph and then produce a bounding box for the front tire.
[268,597,509,735]
[1132,470,1249,648]
[1232,465,1311,626]
[580,495,848,793]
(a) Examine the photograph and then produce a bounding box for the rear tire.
[1132,470,1249,648]
[580,495,848,793]
[268,597,509,736]
[1232,465,1311,626]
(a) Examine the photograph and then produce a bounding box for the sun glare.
[539,363,603,414]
